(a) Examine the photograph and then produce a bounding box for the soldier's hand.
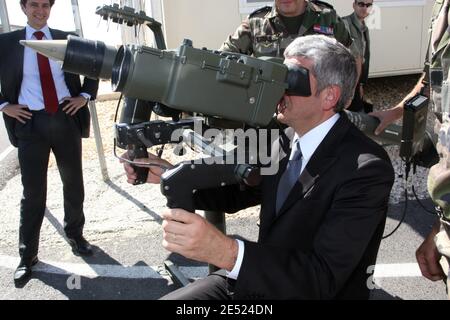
[1,104,32,124]
[416,222,445,281]
[369,106,403,135]
[120,152,173,184]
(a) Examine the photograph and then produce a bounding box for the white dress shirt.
[227,113,341,280]
[0,24,89,111]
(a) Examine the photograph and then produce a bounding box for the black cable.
[382,159,440,239]
[382,161,411,239]
[382,185,408,239]
[113,94,123,157]
[113,94,123,123]
[411,185,437,215]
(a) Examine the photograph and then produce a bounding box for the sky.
[4,0,123,45]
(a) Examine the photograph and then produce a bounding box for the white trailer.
[161,0,434,77]
[0,0,435,77]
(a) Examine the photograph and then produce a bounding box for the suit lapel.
[272,114,351,221]
[49,28,66,40]
[262,128,291,223]
[14,28,64,98]
[13,29,26,102]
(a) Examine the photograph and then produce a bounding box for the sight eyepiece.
[112,45,133,92]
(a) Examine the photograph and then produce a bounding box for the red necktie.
[34,31,59,114]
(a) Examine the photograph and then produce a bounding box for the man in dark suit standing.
[123,35,395,299]
[0,0,98,285]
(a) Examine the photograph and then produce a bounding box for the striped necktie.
[276,139,303,214]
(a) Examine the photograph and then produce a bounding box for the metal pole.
[72,0,109,182]
[0,0,11,33]
[88,101,109,181]
[70,0,84,37]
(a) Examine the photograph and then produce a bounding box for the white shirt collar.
[293,113,340,168]
[26,24,52,40]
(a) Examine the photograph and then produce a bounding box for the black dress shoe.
[67,236,93,256]
[14,256,38,284]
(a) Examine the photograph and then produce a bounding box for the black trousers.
[16,107,85,261]
[160,272,235,300]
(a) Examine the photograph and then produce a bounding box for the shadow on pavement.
[39,209,176,299]
[105,180,163,224]
[370,288,403,300]
[384,198,438,240]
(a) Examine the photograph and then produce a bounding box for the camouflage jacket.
[343,12,370,84]
[425,0,450,116]
[220,1,353,58]
[428,0,450,71]
[426,0,450,221]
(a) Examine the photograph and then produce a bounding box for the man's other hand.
[120,152,172,184]
[2,104,32,124]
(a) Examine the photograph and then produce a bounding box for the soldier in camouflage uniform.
[220,0,355,58]
[343,1,373,113]
[371,0,450,298]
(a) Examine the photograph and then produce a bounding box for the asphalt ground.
[0,154,447,300]
[0,75,448,300]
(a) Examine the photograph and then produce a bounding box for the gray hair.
[284,35,358,112]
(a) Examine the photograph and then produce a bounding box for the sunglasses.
[356,2,373,8]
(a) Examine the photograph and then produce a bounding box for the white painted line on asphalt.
[0,254,207,279]
[0,145,14,162]
[374,263,423,278]
[0,254,421,280]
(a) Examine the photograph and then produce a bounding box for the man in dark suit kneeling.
[0,0,99,285]
[123,34,395,300]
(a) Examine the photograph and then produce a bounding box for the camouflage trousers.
[435,223,450,299]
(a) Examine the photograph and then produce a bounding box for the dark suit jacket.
[194,114,395,300]
[0,28,99,147]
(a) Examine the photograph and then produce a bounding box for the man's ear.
[322,85,341,111]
